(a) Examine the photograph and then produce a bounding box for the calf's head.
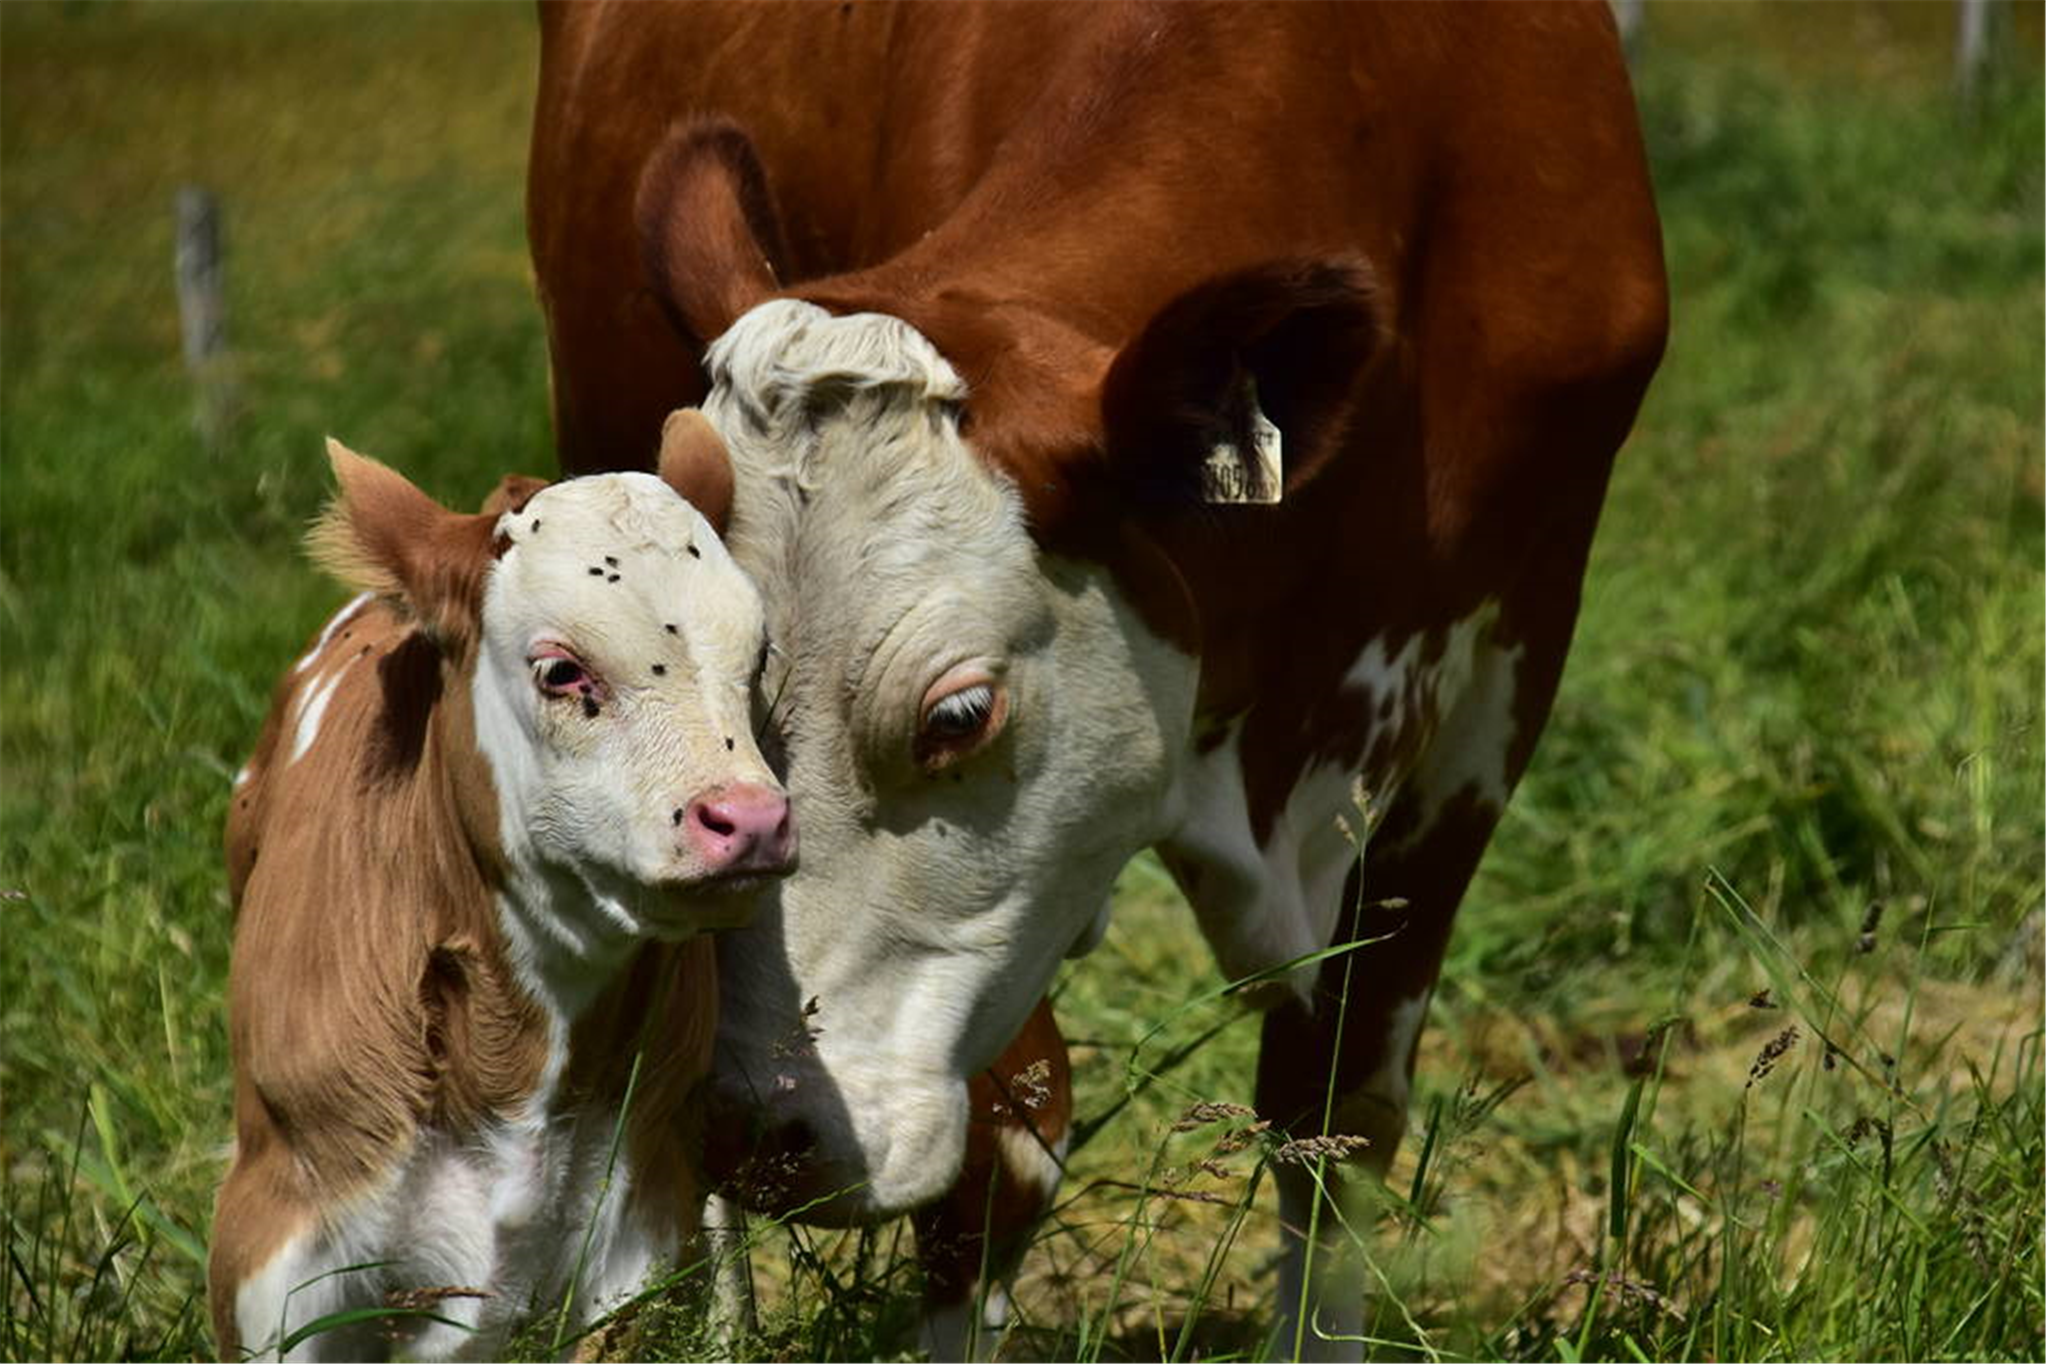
[310,431,792,956]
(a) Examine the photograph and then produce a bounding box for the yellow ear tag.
[1200,390,1283,505]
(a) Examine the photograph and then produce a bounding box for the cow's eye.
[916,670,1006,773]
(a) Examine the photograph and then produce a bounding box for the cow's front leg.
[1254,613,1558,1360]
[1255,896,1444,1360]
[914,998,1071,1362]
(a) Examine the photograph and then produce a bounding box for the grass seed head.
[1746,1025,1800,1088]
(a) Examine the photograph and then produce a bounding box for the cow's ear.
[307,438,500,651]
[478,472,551,517]
[657,408,735,535]
[636,117,788,347]
[1100,259,1381,509]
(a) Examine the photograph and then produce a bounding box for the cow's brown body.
[530,1,1665,1351]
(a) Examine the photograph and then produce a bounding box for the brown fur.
[305,441,502,653]
[656,408,735,537]
[479,472,552,518]
[635,118,788,348]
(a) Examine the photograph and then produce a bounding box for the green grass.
[2,4,2038,1361]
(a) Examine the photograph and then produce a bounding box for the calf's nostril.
[695,803,738,838]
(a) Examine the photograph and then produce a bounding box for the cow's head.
[637,123,1377,1216]
[309,433,793,976]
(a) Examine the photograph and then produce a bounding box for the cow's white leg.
[1271,1164,1366,1363]
[701,1192,757,1358]
[1266,991,1430,1363]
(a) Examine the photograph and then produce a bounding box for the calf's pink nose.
[682,783,795,875]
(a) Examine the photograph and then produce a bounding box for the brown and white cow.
[529,2,1667,1356]
[209,433,793,1361]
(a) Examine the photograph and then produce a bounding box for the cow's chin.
[706,1054,968,1225]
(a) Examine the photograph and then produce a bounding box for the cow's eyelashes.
[925,685,994,738]
[915,671,1006,773]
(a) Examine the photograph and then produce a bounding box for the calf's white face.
[697,303,1197,1217]
[313,444,791,977]
[472,471,788,941]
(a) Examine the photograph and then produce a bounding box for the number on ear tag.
[1200,394,1283,505]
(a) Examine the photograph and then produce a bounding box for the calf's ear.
[636,117,788,347]
[657,409,735,536]
[307,438,500,651]
[478,472,551,517]
[1100,258,1382,510]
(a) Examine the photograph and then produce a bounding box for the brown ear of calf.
[657,409,735,536]
[635,117,788,348]
[1100,258,1383,511]
[479,473,552,518]
[306,438,502,653]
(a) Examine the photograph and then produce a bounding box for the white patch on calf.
[996,1117,1067,1205]
[234,1190,393,1361]
[292,592,373,675]
[286,656,356,765]
[234,1027,667,1360]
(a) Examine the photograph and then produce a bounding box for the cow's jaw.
[700,301,1197,1216]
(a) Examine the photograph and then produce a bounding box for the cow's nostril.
[696,803,738,838]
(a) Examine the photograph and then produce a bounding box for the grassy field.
[2,4,2039,1361]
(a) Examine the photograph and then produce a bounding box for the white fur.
[286,658,353,765]
[293,592,373,674]
[468,472,777,1015]
[1388,630,1524,851]
[1271,1169,1367,1363]
[700,301,1198,1217]
[231,1090,674,1362]
[1160,609,1504,1004]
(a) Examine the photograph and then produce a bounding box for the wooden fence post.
[1955,0,2004,103]
[175,185,235,448]
[1612,0,1646,63]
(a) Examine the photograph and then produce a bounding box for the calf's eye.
[530,648,604,705]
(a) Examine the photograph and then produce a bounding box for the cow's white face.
[471,473,790,948]
[700,303,1197,1217]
